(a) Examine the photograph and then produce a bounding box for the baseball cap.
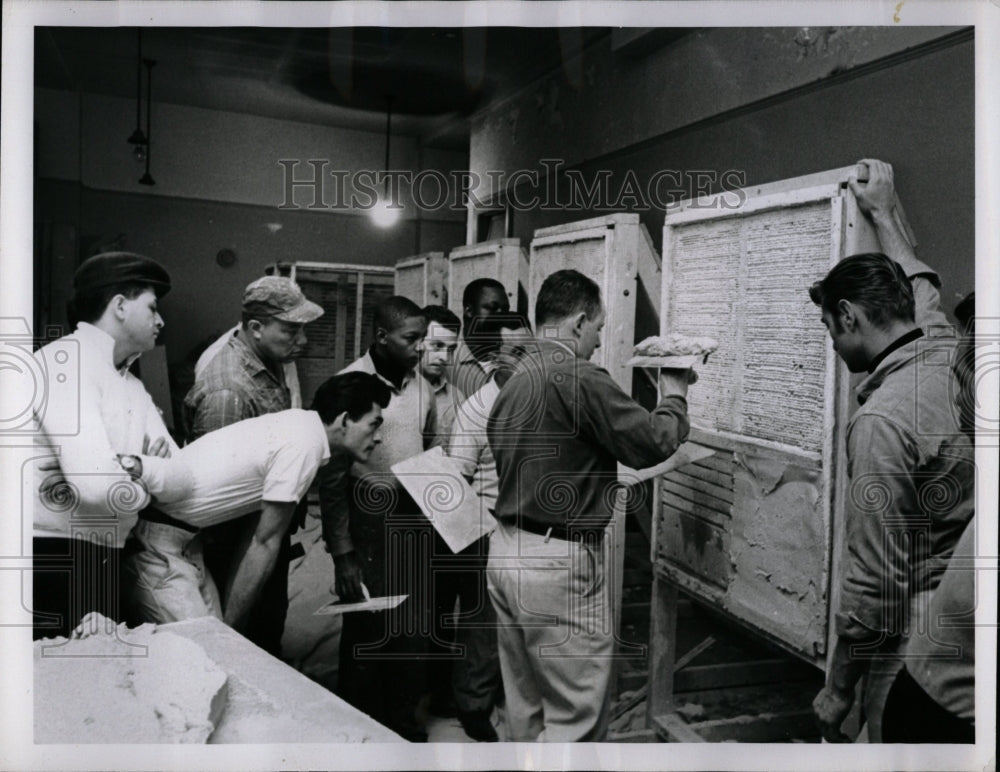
[242,276,324,323]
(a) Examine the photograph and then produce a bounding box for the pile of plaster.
[34,613,228,743]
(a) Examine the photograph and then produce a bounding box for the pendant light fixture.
[138,58,156,186]
[126,29,148,160]
[370,95,400,228]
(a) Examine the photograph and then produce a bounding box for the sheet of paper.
[617,441,716,485]
[391,446,496,553]
[313,594,408,616]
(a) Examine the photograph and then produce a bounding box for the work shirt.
[449,378,501,513]
[318,350,438,557]
[431,377,465,447]
[184,329,291,442]
[158,410,329,528]
[488,338,689,533]
[835,256,972,645]
[905,516,976,722]
[32,323,194,547]
[194,324,302,409]
[450,337,493,400]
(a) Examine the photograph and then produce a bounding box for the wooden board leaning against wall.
[651,164,917,676]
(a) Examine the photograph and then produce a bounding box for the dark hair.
[462,278,506,312]
[68,282,154,327]
[534,269,602,327]
[421,304,461,335]
[373,295,424,334]
[808,253,915,327]
[311,372,391,424]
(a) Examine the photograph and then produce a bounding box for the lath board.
[666,202,831,452]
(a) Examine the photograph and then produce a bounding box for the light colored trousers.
[122,519,223,624]
[486,522,614,741]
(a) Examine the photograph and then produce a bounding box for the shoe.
[458,711,498,742]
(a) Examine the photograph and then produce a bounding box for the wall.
[33,88,468,361]
[468,27,975,311]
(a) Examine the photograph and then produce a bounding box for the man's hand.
[848,158,895,219]
[143,434,172,458]
[659,367,697,400]
[38,458,65,498]
[333,551,365,602]
[812,685,854,743]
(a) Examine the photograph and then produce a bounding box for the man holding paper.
[486,269,692,742]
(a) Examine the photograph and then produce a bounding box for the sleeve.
[836,414,920,640]
[188,387,253,441]
[262,423,325,503]
[318,453,354,556]
[448,402,485,481]
[36,358,153,512]
[138,389,194,503]
[574,365,690,471]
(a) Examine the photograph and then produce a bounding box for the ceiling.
[35,26,614,150]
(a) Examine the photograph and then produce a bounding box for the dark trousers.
[338,604,429,739]
[337,484,433,738]
[202,514,291,658]
[33,536,122,639]
[427,533,501,715]
[882,666,975,743]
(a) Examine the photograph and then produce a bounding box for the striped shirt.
[183,330,291,442]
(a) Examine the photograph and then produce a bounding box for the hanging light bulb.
[133,143,147,164]
[371,196,401,228]
[370,95,400,228]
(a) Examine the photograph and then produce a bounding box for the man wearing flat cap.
[33,252,195,639]
[183,275,324,656]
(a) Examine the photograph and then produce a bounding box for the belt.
[502,516,605,543]
[138,506,199,534]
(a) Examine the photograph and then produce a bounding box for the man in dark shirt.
[183,276,323,657]
[486,269,691,741]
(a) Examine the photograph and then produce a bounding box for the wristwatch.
[117,454,143,480]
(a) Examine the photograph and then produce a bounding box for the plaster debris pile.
[34,613,228,744]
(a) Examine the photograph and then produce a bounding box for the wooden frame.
[647,164,915,741]
[393,251,449,307]
[266,261,395,405]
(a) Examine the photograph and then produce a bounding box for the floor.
[281,506,500,743]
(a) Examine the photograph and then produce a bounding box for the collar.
[229,329,274,379]
[855,334,933,405]
[366,347,414,393]
[866,328,924,374]
[75,322,141,374]
[536,335,577,358]
[430,377,450,395]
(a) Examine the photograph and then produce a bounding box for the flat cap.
[73,252,172,297]
[242,276,324,324]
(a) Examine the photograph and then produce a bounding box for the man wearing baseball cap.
[183,275,324,656]
[33,252,195,639]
